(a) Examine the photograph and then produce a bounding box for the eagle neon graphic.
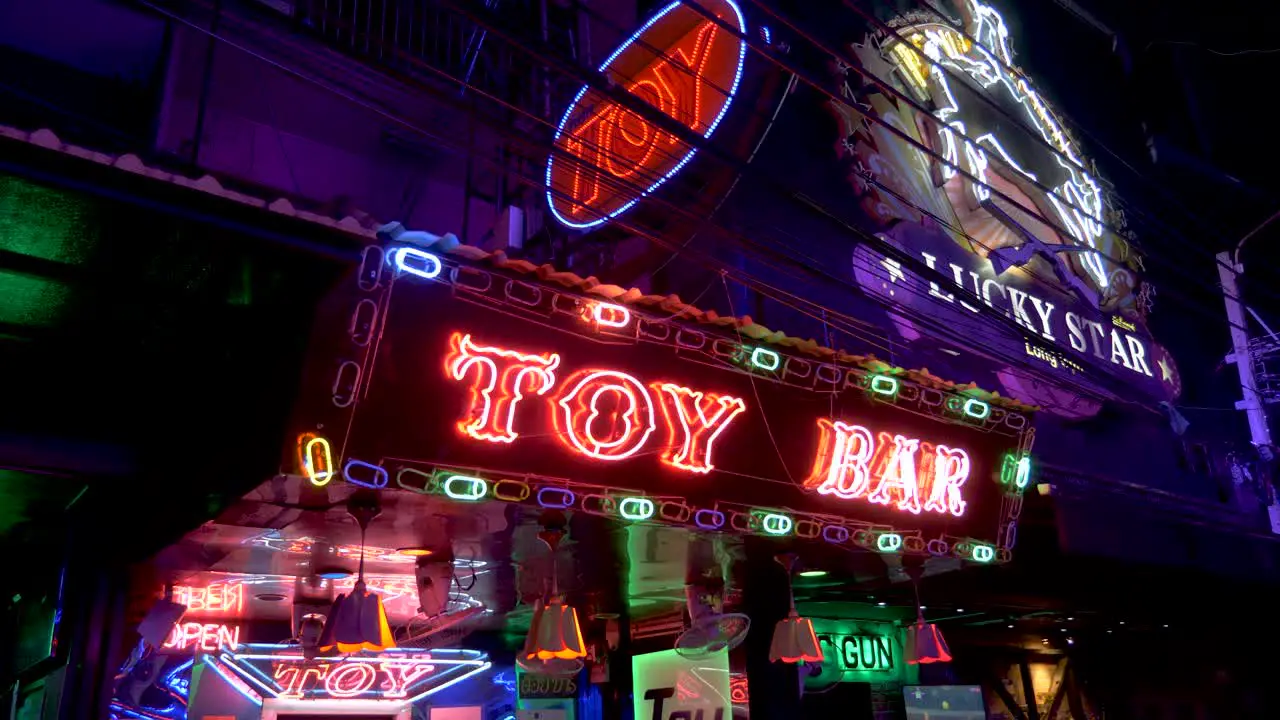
[839,0,1140,313]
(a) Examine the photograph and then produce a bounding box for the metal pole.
[1217,250,1280,532]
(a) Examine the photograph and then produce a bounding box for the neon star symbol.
[1158,358,1174,383]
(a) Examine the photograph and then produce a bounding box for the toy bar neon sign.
[444,333,972,516]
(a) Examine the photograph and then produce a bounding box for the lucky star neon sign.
[888,0,1112,292]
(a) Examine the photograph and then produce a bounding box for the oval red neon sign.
[545,0,747,228]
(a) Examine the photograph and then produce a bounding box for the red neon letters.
[446,332,560,443]
[442,334,973,519]
[274,658,437,699]
[554,370,656,461]
[805,420,970,517]
[651,383,746,474]
[444,334,745,474]
[173,582,244,616]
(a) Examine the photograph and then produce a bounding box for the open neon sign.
[444,333,972,517]
[162,622,241,652]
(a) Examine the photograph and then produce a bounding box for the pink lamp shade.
[317,579,396,653]
[523,598,587,661]
[906,619,952,665]
[769,610,824,663]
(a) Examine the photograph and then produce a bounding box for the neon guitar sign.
[445,332,971,517]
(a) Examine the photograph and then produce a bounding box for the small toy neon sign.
[220,646,490,703]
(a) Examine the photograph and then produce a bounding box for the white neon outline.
[591,302,632,327]
[447,333,560,444]
[554,370,657,460]
[750,347,781,371]
[224,647,490,705]
[204,655,267,705]
[443,474,488,501]
[894,2,1111,289]
[924,445,970,517]
[391,247,443,280]
[619,496,656,520]
[545,0,748,229]
[866,434,923,514]
[324,663,378,699]
[651,382,747,474]
[811,420,876,499]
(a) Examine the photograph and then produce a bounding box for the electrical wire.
[135,0,1203,404]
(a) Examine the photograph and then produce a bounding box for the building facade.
[2,1,1278,719]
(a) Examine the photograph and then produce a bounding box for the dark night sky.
[996,0,1280,418]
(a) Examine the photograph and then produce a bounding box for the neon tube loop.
[822,525,850,543]
[343,459,389,489]
[492,479,531,502]
[876,533,903,552]
[970,544,996,563]
[926,539,950,556]
[536,487,576,509]
[794,519,821,539]
[658,501,691,523]
[759,513,793,536]
[391,247,443,280]
[396,468,434,494]
[580,494,617,517]
[302,436,333,487]
[443,475,488,501]
[618,497,656,521]
[694,509,726,530]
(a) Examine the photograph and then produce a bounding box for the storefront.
[107,222,1031,720]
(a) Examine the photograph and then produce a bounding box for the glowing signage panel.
[218,646,490,703]
[546,0,747,228]
[162,622,241,652]
[290,254,1031,553]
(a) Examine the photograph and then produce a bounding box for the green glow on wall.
[0,174,98,330]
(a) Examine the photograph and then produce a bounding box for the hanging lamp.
[520,514,586,671]
[768,553,823,664]
[317,494,396,653]
[905,569,950,665]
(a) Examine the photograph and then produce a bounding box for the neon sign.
[293,248,1033,556]
[546,0,747,228]
[173,582,244,615]
[447,335,747,475]
[162,622,241,652]
[442,334,973,520]
[218,646,490,703]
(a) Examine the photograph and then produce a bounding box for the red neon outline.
[650,382,746,474]
[553,370,655,460]
[324,662,379,698]
[275,664,329,699]
[379,661,437,698]
[174,582,244,615]
[804,419,875,499]
[924,445,970,517]
[445,333,560,444]
[866,433,923,514]
[806,422,970,518]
